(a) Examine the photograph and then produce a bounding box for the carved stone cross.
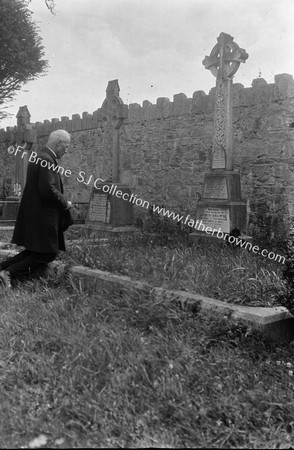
[99,80,128,183]
[13,106,36,195]
[203,33,248,170]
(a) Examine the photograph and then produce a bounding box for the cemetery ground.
[1,276,294,448]
[61,220,287,309]
[0,220,287,309]
[1,222,294,448]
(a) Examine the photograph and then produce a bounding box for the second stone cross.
[203,32,248,170]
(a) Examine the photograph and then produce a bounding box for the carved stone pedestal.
[191,170,247,242]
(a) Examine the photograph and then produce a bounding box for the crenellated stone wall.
[1,73,294,224]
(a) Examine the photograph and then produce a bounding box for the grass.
[62,227,286,308]
[1,277,294,448]
[0,224,287,308]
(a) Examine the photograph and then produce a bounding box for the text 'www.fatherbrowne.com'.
[152,204,285,264]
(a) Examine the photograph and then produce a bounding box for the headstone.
[87,184,133,228]
[86,80,134,233]
[190,33,249,241]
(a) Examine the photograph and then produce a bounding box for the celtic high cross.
[100,80,128,183]
[203,33,248,170]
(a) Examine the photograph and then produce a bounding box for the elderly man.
[0,129,73,288]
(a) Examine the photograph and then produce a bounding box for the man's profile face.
[55,137,70,159]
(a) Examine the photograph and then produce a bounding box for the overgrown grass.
[62,228,286,308]
[1,278,294,448]
[0,225,288,307]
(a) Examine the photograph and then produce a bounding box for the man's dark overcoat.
[12,147,69,253]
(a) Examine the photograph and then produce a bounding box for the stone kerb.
[0,247,292,342]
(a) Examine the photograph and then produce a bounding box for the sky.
[1,0,294,129]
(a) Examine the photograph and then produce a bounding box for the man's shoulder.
[27,148,57,173]
[38,147,55,161]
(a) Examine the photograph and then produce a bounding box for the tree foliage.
[0,0,48,120]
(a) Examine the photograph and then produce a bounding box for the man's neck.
[46,146,58,159]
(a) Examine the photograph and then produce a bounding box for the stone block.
[251,78,270,104]
[96,108,104,123]
[274,73,294,100]
[206,87,216,112]
[66,120,73,132]
[141,100,153,121]
[239,87,254,106]
[34,122,45,136]
[60,116,70,131]
[252,78,268,89]
[51,118,60,130]
[82,111,92,129]
[142,105,155,122]
[267,83,275,102]
[156,97,172,119]
[72,114,82,131]
[232,83,244,107]
[148,104,159,120]
[128,103,142,122]
[192,90,207,114]
[92,110,99,128]
[173,93,191,116]
[43,120,52,135]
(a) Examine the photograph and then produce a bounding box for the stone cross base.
[190,170,248,243]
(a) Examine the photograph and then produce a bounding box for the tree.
[0,0,48,121]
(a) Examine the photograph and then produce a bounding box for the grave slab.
[0,248,292,342]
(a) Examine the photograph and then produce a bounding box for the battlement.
[0,73,293,141]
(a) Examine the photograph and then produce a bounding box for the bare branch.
[45,0,55,14]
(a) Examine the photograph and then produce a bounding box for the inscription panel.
[203,177,228,199]
[199,207,230,232]
[212,146,226,169]
[88,192,110,223]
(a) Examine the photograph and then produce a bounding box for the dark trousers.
[0,249,57,279]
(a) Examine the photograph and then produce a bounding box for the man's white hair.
[47,130,71,147]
